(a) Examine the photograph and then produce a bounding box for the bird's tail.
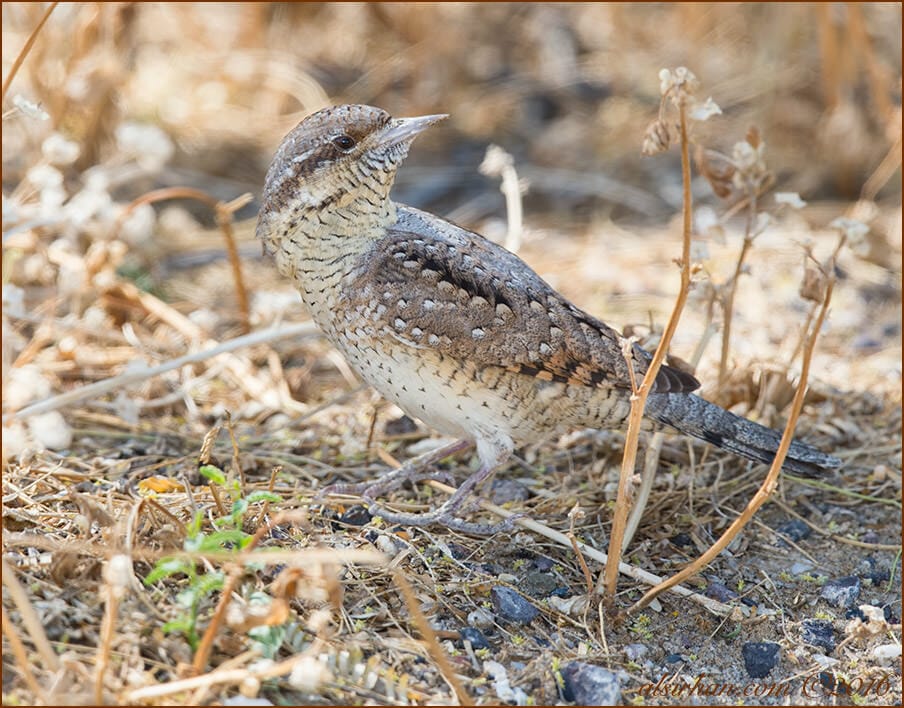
[645,393,841,476]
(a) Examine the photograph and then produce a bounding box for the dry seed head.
[829,216,869,244]
[687,97,722,122]
[775,192,807,210]
[799,266,827,303]
[659,67,700,100]
[641,119,671,156]
[731,137,768,190]
[479,144,514,175]
[695,146,736,198]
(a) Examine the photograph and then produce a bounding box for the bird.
[255,104,841,534]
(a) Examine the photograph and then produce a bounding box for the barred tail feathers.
[646,393,841,476]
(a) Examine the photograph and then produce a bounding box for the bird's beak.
[379,113,448,147]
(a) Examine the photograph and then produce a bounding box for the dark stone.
[742,642,780,678]
[490,478,531,505]
[383,414,417,436]
[821,576,861,608]
[883,605,900,625]
[337,505,371,526]
[663,653,685,664]
[532,556,555,572]
[560,662,621,706]
[801,619,836,653]
[857,556,890,586]
[446,542,471,560]
[490,586,539,624]
[670,532,692,547]
[459,627,491,650]
[775,519,812,545]
[522,571,559,598]
[705,580,739,603]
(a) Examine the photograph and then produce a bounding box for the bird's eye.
[332,135,356,151]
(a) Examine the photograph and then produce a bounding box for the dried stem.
[718,190,757,385]
[394,570,473,706]
[627,237,841,615]
[114,187,253,333]
[0,2,58,103]
[0,559,60,672]
[0,608,46,702]
[600,98,694,603]
[7,321,319,421]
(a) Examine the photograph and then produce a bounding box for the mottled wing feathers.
[346,206,700,395]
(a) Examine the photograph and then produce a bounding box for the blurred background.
[2,2,901,445]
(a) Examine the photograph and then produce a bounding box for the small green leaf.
[245,491,281,504]
[198,529,250,551]
[144,557,193,585]
[199,464,226,485]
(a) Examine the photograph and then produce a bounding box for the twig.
[95,556,131,704]
[423,480,738,617]
[6,321,319,421]
[0,608,47,702]
[718,190,757,385]
[622,431,664,552]
[601,95,694,602]
[113,187,253,333]
[394,570,473,706]
[0,559,60,672]
[627,237,840,615]
[126,640,323,702]
[0,2,58,103]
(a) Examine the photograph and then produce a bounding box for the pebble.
[704,580,739,603]
[522,571,559,598]
[459,627,492,650]
[467,607,495,629]
[384,414,418,436]
[663,653,684,664]
[490,478,531,505]
[790,560,815,576]
[820,576,861,608]
[560,662,621,706]
[491,586,539,624]
[775,519,811,544]
[337,505,371,526]
[857,556,890,585]
[742,642,780,678]
[872,644,902,664]
[801,619,836,653]
[624,643,649,661]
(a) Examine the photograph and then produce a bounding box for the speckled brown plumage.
[256,104,841,533]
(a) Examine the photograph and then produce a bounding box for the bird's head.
[256,104,446,253]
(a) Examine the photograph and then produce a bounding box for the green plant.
[143,464,281,649]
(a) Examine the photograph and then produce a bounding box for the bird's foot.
[366,459,521,535]
[367,501,521,535]
[317,438,472,501]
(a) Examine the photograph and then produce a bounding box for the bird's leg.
[367,458,521,535]
[318,438,473,500]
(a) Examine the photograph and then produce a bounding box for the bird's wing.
[344,206,699,395]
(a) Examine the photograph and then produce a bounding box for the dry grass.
[2,4,901,706]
